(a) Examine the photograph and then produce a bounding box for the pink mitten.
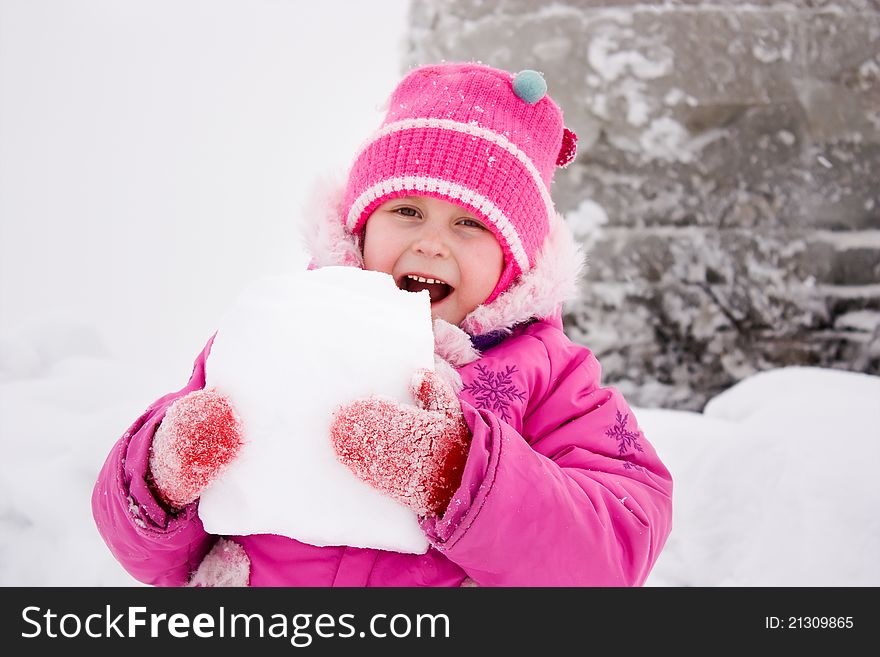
[148,389,243,509]
[330,369,471,516]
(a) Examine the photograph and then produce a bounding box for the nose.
[411,224,449,259]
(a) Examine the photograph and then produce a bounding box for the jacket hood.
[299,174,585,359]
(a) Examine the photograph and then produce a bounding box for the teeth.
[406,274,446,285]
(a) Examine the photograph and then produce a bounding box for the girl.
[92,62,673,586]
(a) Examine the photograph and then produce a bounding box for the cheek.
[461,241,504,301]
[361,224,394,273]
[477,242,504,288]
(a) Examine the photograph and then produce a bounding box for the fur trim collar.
[299,175,585,353]
[301,175,364,269]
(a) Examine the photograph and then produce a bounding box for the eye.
[458,218,487,230]
[393,206,421,218]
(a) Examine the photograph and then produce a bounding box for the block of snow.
[198,267,434,553]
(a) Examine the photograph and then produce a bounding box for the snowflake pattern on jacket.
[461,363,526,423]
[605,410,645,471]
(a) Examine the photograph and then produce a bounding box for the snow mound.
[703,366,880,423]
[641,367,880,586]
[0,318,110,382]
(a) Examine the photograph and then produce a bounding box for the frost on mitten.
[148,389,243,509]
[330,369,471,516]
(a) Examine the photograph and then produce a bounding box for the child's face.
[362,195,504,326]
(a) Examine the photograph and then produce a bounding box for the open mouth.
[398,274,454,304]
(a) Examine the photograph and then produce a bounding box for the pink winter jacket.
[92,316,673,586]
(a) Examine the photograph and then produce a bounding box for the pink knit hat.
[343,62,577,303]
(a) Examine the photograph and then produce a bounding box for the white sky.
[0,0,410,384]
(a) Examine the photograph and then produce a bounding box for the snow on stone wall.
[405,0,880,409]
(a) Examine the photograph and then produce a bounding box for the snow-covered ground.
[642,367,880,586]
[2,331,878,586]
[2,1,878,587]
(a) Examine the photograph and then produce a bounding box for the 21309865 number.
[765,616,854,629]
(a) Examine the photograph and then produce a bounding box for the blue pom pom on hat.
[512,70,547,104]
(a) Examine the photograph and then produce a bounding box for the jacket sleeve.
[91,337,217,586]
[420,331,673,586]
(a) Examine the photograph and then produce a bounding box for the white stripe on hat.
[346,176,531,275]
[355,118,555,223]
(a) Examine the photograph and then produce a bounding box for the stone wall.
[405,0,880,409]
